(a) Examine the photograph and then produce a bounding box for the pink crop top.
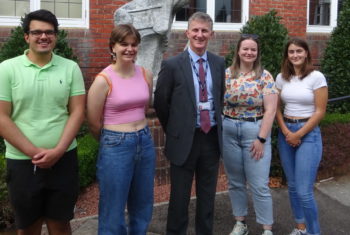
[99,65,150,125]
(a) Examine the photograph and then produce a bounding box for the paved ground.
[70,174,350,235]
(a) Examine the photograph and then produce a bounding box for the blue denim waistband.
[101,126,150,136]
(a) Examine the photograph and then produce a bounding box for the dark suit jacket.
[154,50,225,166]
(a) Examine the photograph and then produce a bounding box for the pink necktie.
[198,58,211,133]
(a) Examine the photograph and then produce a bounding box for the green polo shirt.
[0,50,86,160]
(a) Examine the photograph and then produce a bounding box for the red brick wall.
[250,0,307,37]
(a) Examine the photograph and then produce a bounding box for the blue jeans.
[96,127,156,235]
[278,123,322,235]
[222,117,273,225]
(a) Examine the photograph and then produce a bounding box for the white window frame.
[0,0,89,28]
[172,0,249,31]
[307,0,339,33]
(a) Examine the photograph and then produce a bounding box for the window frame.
[0,0,89,28]
[307,0,339,33]
[172,0,249,31]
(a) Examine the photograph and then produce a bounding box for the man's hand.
[32,148,65,168]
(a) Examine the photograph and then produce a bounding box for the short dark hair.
[22,9,59,34]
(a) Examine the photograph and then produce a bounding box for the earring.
[110,52,116,60]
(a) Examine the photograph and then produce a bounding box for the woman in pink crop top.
[87,24,155,234]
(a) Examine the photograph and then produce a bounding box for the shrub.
[0,20,77,63]
[0,138,5,155]
[240,9,289,78]
[77,134,99,188]
[321,0,350,113]
[0,155,14,229]
[224,44,235,68]
[320,112,350,126]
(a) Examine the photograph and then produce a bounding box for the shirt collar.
[22,49,57,68]
[188,47,208,63]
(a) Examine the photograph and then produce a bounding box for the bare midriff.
[104,118,147,132]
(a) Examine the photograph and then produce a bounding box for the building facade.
[0,0,344,188]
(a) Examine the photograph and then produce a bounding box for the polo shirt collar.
[22,49,58,68]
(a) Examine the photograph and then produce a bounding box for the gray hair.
[188,11,213,30]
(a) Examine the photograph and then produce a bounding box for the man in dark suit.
[154,11,225,235]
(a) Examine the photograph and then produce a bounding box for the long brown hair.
[281,37,314,81]
[109,24,141,63]
[230,35,263,80]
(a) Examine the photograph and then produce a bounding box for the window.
[172,0,249,31]
[0,0,89,28]
[307,0,343,32]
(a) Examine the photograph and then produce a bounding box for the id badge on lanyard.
[198,101,212,111]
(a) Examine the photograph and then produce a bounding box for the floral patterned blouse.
[223,68,278,118]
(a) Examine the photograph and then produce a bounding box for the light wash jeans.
[278,122,322,235]
[96,127,156,235]
[222,117,273,225]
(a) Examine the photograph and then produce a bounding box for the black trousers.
[166,127,220,235]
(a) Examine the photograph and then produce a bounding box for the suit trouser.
[166,127,220,235]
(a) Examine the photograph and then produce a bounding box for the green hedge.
[320,112,350,126]
[77,134,99,188]
[320,0,350,113]
[0,155,14,229]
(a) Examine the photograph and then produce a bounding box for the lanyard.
[189,54,209,92]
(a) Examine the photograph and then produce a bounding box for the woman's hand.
[250,139,264,160]
[285,132,301,147]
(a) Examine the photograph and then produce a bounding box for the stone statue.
[114,0,188,83]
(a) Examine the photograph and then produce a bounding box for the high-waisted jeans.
[222,117,273,226]
[96,126,156,235]
[278,122,322,235]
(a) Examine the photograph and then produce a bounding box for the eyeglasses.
[241,34,259,40]
[29,30,56,37]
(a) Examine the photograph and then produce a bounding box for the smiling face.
[112,35,138,63]
[287,43,308,68]
[25,20,57,56]
[186,19,213,56]
[238,39,258,66]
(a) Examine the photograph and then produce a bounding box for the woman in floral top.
[222,35,278,235]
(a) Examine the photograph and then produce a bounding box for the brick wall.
[250,0,307,37]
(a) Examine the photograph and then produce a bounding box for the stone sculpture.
[114,0,189,84]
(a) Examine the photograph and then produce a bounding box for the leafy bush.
[0,21,77,63]
[0,156,14,229]
[226,9,289,78]
[321,0,350,113]
[320,112,350,126]
[224,44,235,68]
[0,138,5,155]
[77,134,99,188]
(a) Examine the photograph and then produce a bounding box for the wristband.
[257,136,266,143]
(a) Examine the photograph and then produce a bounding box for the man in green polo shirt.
[0,9,85,234]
